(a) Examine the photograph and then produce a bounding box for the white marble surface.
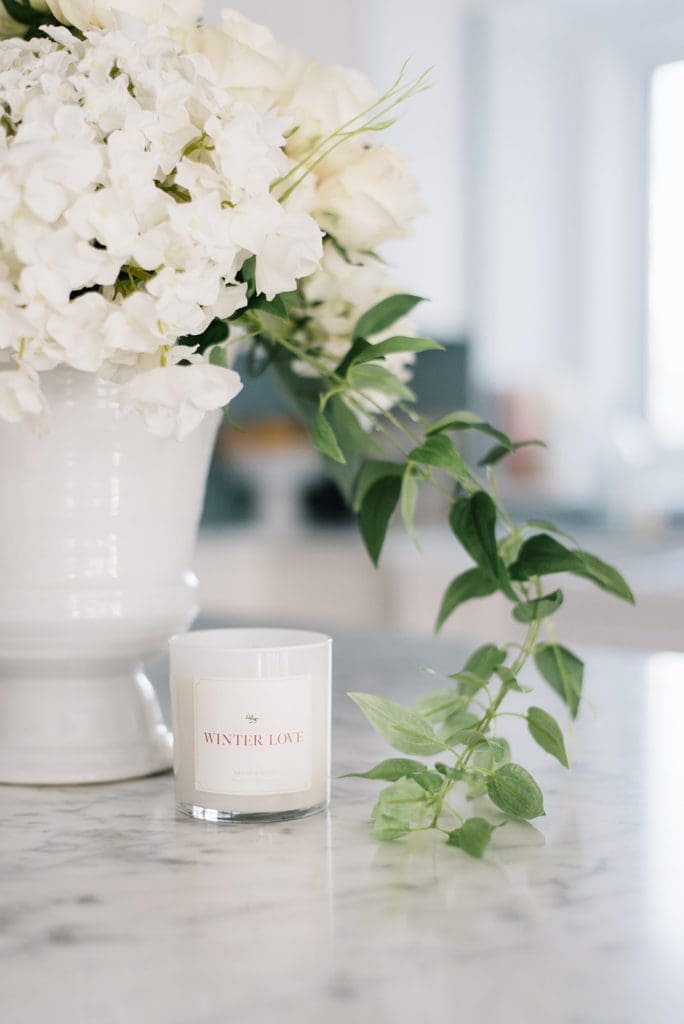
[1,634,683,1024]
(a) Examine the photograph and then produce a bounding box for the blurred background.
[197,0,684,651]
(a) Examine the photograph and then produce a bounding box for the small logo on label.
[245,713,259,724]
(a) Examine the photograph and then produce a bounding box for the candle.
[170,629,331,821]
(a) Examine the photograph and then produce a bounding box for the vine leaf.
[513,589,563,623]
[487,763,545,819]
[446,817,496,858]
[478,439,545,467]
[409,434,469,483]
[435,568,497,632]
[353,460,404,512]
[353,293,424,340]
[352,336,443,364]
[449,492,516,598]
[527,706,569,767]
[312,409,346,464]
[427,410,513,449]
[344,758,427,782]
[510,534,634,603]
[534,643,584,719]
[358,475,402,566]
[348,693,448,756]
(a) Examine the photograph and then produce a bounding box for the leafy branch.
[222,289,633,859]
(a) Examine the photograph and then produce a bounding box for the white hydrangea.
[0,21,322,436]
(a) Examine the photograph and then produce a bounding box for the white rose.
[0,365,48,429]
[118,362,243,440]
[314,144,424,253]
[180,8,292,115]
[45,0,201,31]
[282,59,378,172]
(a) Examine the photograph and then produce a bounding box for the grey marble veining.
[1,634,683,1024]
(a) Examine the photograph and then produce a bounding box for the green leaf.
[513,589,563,623]
[312,409,346,464]
[427,410,513,449]
[208,345,228,367]
[352,336,444,365]
[467,739,510,798]
[414,688,467,721]
[372,814,411,841]
[478,439,545,467]
[358,475,402,566]
[345,758,428,782]
[442,711,481,746]
[353,460,404,513]
[435,568,498,632]
[322,396,383,500]
[487,763,545,820]
[510,534,635,603]
[494,665,525,693]
[527,706,569,767]
[349,363,415,402]
[2,0,54,27]
[409,435,468,482]
[449,492,515,598]
[252,293,289,320]
[411,770,446,794]
[372,779,434,829]
[335,337,372,378]
[348,692,448,756]
[446,817,496,858]
[449,671,492,699]
[462,644,507,681]
[534,643,584,719]
[353,293,424,340]
[238,255,256,297]
[400,468,420,547]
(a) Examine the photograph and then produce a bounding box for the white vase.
[0,368,220,784]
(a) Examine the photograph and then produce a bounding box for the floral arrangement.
[0,1,633,857]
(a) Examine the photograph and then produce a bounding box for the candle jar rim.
[169,627,332,653]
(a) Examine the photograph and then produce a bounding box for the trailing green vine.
[206,276,634,859]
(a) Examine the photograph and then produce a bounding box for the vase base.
[0,664,172,785]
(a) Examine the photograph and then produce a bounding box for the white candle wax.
[170,629,331,821]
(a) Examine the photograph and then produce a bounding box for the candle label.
[194,675,314,795]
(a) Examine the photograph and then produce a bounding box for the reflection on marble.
[1,635,682,1024]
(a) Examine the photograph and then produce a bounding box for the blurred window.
[648,60,684,446]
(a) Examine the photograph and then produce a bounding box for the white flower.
[105,291,170,357]
[255,210,323,300]
[0,366,48,428]
[314,144,424,253]
[45,0,202,32]
[118,362,243,440]
[46,291,109,371]
[282,58,378,172]
[0,23,322,430]
[179,8,292,115]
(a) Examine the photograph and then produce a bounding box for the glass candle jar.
[170,628,331,822]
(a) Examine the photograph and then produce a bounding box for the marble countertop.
[2,634,683,1024]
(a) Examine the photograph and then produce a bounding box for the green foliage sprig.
[206,290,634,859]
